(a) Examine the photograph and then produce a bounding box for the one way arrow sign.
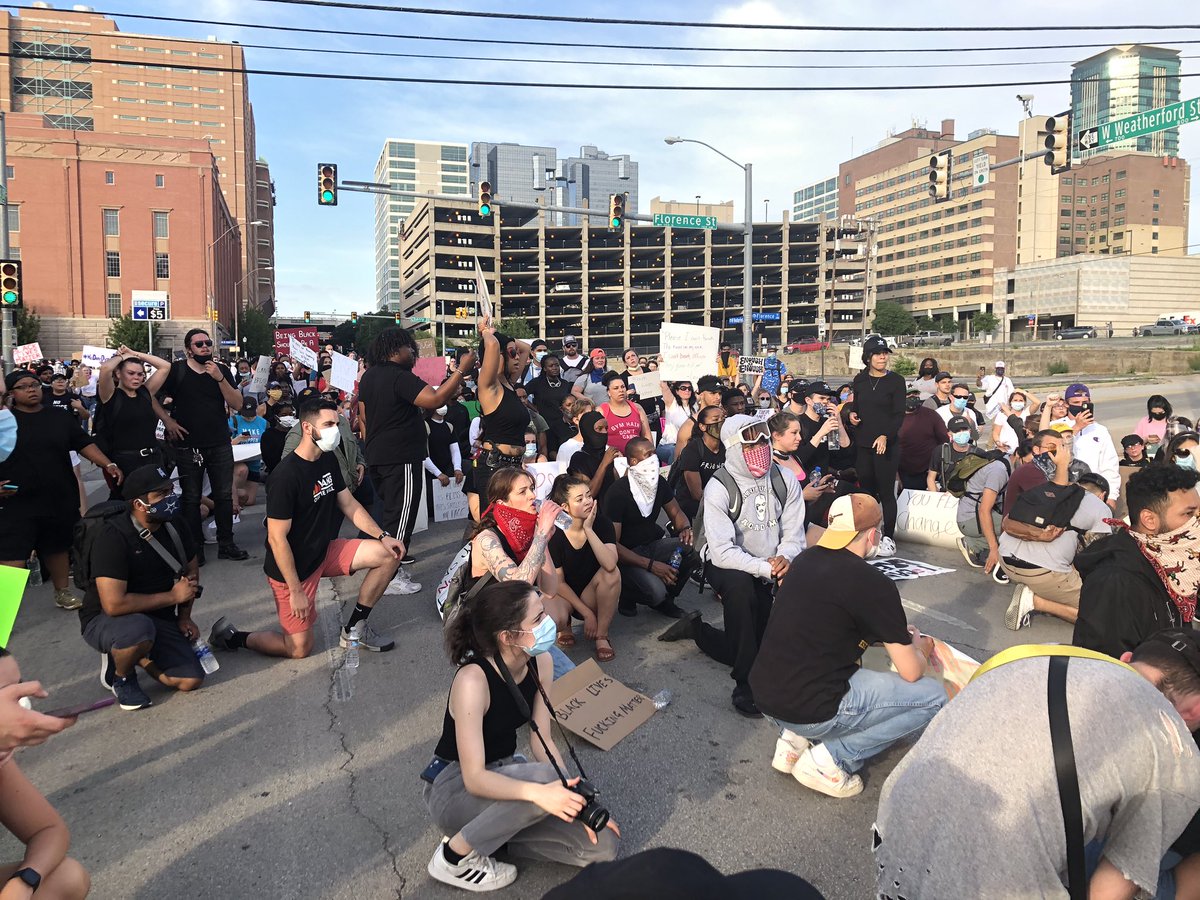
[1077,128,1098,152]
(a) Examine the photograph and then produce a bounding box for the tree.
[14,308,40,345]
[872,301,916,337]
[330,319,358,352]
[106,315,150,353]
[914,315,938,334]
[238,306,274,359]
[354,316,392,358]
[972,311,1000,336]
[494,317,536,340]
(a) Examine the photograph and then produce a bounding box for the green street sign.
[652,213,718,230]
[1079,96,1200,151]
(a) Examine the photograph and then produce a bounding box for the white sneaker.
[1005,584,1035,631]
[427,840,517,892]
[771,729,810,773]
[384,569,421,595]
[791,745,863,798]
[875,536,897,558]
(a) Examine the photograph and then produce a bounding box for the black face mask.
[192,351,213,364]
[906,397,923,412]
[1151,410,1168,421]
[583,427,608,452]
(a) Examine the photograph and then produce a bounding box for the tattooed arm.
[476,528,552,585]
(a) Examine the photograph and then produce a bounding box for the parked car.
[1053,326,1097,340]
[785,340,830,353]
[848,333,899,349]
[909,330,954,347]
[1139,318,1186,336]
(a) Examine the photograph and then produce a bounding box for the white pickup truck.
[1139,318,1186,336]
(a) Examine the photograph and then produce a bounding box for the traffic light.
[394,312,401,325]
[350,311,358,325]
[609,193,625,230]
[210,309,219,322]
[1044,111,1073,174]
[0,261,21,309]
[317,163,337,206]
[927,150,952,203]
[303,310,312,324]
[478,181,492,218]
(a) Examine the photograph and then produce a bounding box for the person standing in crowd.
[873,633,1200,899]
[81,465,205,711]
[621,350,662,449]
[927,415,977,493]
[976,360,1014,420]
[423,403,464,500]
[1063,383,1120,510]
[558,336,586,383]
[1074,465,1200,658]
[147,329,249,564]
[555,396,593,466]
[751,493,945,799]
[546,474,620,661]
[850,336,905,557]
[657,381,696,466]
[571,348,611,406]
[659,416,806,718]
[94,349,181,496]
[673,375,724,448]
[922,371,954,411]
[933,382,983,442]
[359,326,473,585]
[897,388,948,491]
[424,581,619,893]
[758,345,787,399]
[45,373,88,425]
[1136,393,1173,460]
[470,323,532,524]
[522,339,547,385]
[716,342,739,382]
[911,358,940,400]
[209,400,404,661]
[672,405,726,521]
[1122,434,1150,468]
[72,364,98,425]
[604,437,696,621]
[526,354,574,459]
[566,412,621,504]
[0,370,122,611]
[598,372,649,455]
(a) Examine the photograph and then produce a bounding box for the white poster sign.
[81,345,116,370]
[739,356,765,375]
[329,351,359,394]
[659,323,720,384]
[12,342,42,366]
[248,355,272,393]
[288,336,319,371]
[525,460,568,501]
[894,489,965,550]
[432,479,471,523]
[627,372,662,399]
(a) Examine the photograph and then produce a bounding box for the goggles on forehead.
[737,421,771,445]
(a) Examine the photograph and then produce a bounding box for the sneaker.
[731,684,762,719]
[771,729,811,774]
[1005,584,1036,631]
[111,673,152,711]
[209,616,239,652]
[217,543,249,561]
[875,536,897,558]
[791,745,863,799]
[384,569,421,595]
[427,840,516,892]
[54,589,82,611]
[955,537,984,569]
[341,620,395,653]
[399,554,417,567]
[992,566,1010,585]
[99,652,115,690]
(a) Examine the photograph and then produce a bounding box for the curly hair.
[366,326,416,368]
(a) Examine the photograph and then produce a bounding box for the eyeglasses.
[11,381,40,390]
[192,340,214,348]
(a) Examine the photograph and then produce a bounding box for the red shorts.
[268,539,363,634]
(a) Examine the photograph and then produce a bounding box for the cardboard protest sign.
[275,327,319,356]
[525,460,567,501]
[288,336,319,370]
[627,372,661,399]
[82,345,116,370]
[432,478,471,522]
[329,351,359,394]
[659,323,719,384]
[547,658,656,751]
[416,337,437,359]
[13,342,42,366]
[412,356,446,386]
[895,489,965,550]
[248,355,272,393]
[738,356,765,375]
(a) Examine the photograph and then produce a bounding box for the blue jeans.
[550,646,575,680]
[656,442,675,466]
[772,668,946,772]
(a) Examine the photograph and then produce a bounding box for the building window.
[106,291,121,317]
[155,253,170,279]
[103,208,119,236]
[105,250,121,277]
[4,166,12,180]
[1153,189,1161,197]
[153,211,169,238]
[1116,170,1127,180]
[440,145,467,162]
[1153,203,1160,211]
[105,170,115,185]
[1115,189,1125,199]
[1153,217,1160,225]
[6,208,17,233]
[155,174,165,188]
[1152,231,1159,240]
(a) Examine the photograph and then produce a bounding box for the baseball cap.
[994,360,1006,369]
[935,371,952,382]
[122,464,174,501]
[4,370,40,391]
[696,375,723,394]
[947,415,972,432]
[295,386,320,403]
[50,372,67,382]
[767,344,779,352]
[861,336,892,361]
[803,380,833,398]
[816,493,884,550]
[1064,382,1091,400]
[563,334,578,346]
[589,348,606,360]
[240,397,259,416]
[1121,434,1145,448]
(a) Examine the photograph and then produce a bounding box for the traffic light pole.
[0,111,11,374]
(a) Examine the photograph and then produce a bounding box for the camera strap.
[494,654,591,786]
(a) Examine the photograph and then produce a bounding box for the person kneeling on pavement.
[748,493,946,798]
[81,465,205,711]
[658,415,806,718]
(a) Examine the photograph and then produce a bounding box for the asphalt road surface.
[6,374,1199,899]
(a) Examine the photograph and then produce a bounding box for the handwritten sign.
[659,323,719,385]
[412,356,446,386]
[432,478,471,523]
[627,372,662,399]
[894,489,964,550]
[739,356,765,375]
[82,345,116,370]
[416,337,437,359]
[288,336,319,371]
[329,351,359,394]
[274,327,319,357]
[548,658,656,751]
[525,460,568,501]
[12,342,42,366]
[247,355,272,393]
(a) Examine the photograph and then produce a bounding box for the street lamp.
[665,136,754,356]
[208,219,269,328]
[233,265,273,357]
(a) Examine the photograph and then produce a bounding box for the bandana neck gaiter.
[490,503,537,562]
[1110,516,1200,622]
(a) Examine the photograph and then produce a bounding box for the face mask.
[267,388,283,402]
[520,616,557,657]
[839,391,850,402]
[524,441,538,458]
[1010,401,1025,412]
[630,454,661,486]
[583,427,608,452]
[435,406,449,417]
[952,398,968,411]
[742,440,772,477]
[767,351,776,359]
[535,351,547,362]
[1068,405,1083,418]
[192,350,213,364]
[704,422,723,438]
[812,402,827,416]
[906,397,922,412]
[757,398,771,409]
[277,415,298,428]
[920,367,935,377]
[1151,410,1168,421]
[1033,451,1056,478]
[313,424,340,453]
[138,494,179,523]
[952,431,972,447]
[1178,455,1197,471]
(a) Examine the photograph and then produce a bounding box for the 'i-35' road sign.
[1077,96,1200,152]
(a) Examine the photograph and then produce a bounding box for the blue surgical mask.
[535,350,547,362]
[520,616,557,657]
[952,397,968,411]
[1178,455,1197,471]
[951,431,972,446]
[839,391,850,402]
[138,493,180,523]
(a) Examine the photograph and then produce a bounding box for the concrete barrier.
[895,489,964,549]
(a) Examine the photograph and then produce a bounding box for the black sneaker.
[658,610,700,643]
[209,616,238,652]
[218,542,249,561]
[99,652,115,690]
[655,600,687,619]
[399,554,416,567]
[111,673,152,711]
[732,684,763,719]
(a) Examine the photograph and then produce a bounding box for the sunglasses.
[506,346,521,360]
[192,340,214,348]
[677,386,693,392]
[952,394,970,400]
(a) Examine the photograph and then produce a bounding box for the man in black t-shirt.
[208,400,404,661]
[526,354,574,455]
[748,493,945,799]
[81,465,205,711]
[602,438,697,618]
[794,381,841,484]
[148,329,249,563]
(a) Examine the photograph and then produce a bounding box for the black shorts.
[82,612,204,680]
[0,510,77,562]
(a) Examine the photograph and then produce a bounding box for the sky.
[110,0,1200,317]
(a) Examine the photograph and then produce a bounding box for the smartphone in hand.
[45,697,116,718]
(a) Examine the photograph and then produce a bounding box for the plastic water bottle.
[652,689,673,710]
[344,637,360,670]
[669,547,683,572]
[26,554,42,587]
[535,499,574,532]
[192,639,220,675]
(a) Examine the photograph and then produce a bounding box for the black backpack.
[1007,482,1086,532]
[72,501,129,591]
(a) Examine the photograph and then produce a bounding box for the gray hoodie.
[703,415,807,580]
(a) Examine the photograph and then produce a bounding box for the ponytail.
[444,581,535,665]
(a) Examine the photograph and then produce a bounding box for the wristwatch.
[10,868,40,890]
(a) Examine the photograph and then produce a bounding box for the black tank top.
[434,658,538,763]
[482,383,529,447]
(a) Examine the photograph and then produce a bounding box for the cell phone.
[45,697,116,718]
[1081,402,1095,415]
[241,431,251,438]
[1,484,17,490]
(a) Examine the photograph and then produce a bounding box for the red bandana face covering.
[743,440,773,478]
[490,502,538,561]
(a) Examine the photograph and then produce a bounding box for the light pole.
[233,265,272,358]
[665,137,753,356]
[208,218,267,335]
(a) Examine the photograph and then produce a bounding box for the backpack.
[945,450,1007,499]
[693,465,790,562]
[1007,482,1086,532]
[434,543,493,622]
[71,502,186,591]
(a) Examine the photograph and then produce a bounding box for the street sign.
[727,312,780,326]
[652,213,718,230]
[132,290,169,321]
[971,155,989,187]
[1080,96,1200,151]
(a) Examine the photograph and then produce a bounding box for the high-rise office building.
[1072,45,1181,159]
[792,176,839,222]
[372,138,470,310]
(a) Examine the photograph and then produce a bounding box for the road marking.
[902,598,977,632]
